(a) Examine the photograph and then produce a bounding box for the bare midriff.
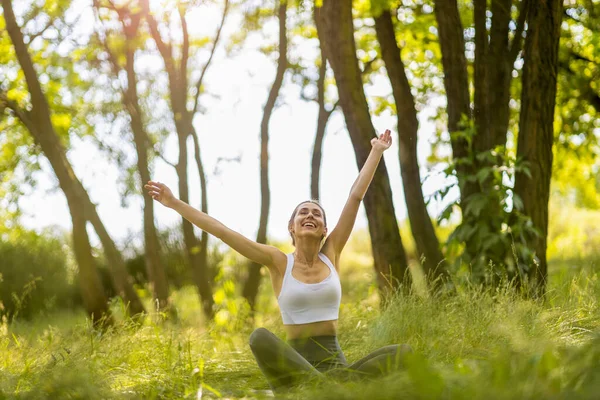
[284,319,338,340]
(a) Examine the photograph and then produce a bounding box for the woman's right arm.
[145,181,286,271]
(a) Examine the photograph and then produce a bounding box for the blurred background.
[1,0,599,325]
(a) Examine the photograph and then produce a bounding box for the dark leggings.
[249,328,412,391]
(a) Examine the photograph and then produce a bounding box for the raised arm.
[144,181,286,272]
[324,129,393,259]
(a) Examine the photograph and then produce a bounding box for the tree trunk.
[70,204,112,325]
[120,16,170,311]
[315,0,410,296]
[191,126,210,296]
[177,122,214,318]
[3,0,143,318]
[374,10,446,286]
[310,48,334,201]
[432,0,471,167]
[473,0,489,144]
[513,0,563,296]
[142,0,215,319]
[242,1,288,310]
[486,0,514,150]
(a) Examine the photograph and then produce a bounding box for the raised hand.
[144,181,176,208]
[370,129,393,152]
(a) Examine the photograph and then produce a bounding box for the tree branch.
[178,5,189,84]
[152,148,177,169]
[140,0,172,62]
[0,92,36,136]
[509,0,529,65]
[24,16,56,45]
[191,0,230,117]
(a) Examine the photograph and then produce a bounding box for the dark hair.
[288,200,327,246]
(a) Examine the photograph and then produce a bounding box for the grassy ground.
[1,260,599,399]
[2,205,600,399]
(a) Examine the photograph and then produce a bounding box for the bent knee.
[249,327,272,349]
[397,343,413,354]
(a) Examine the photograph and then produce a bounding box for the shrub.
[0,229,78,321]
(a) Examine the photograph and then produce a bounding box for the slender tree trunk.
[191,127,210,290]
[514,0,563,296]
[142,0,215,318]
[119,16,170,311]
[310,49,334,201]
[432,0,471,171]
[177,120,214,318]
[473,0,489,143]
[315,0,410,296]
[311,110,328,201]
[486,0,513,150]
[3,0,143,317]
[242,1,288,310]
[374,10,446,285]
[70,204,112,325]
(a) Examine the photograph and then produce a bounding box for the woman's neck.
[293,240,321,267]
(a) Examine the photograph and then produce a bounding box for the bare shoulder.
[320,240,339,271]
[266,245,288,276]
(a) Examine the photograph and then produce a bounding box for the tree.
[140,0,230,318]
[373,6,446,285]
[315,0,410,296]
[242,0,288,310]
[1,0,137,322]
[513,0,563,295]
[431,0,533,280]
[93,0,170,311]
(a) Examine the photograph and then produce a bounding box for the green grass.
[1,261,599,399]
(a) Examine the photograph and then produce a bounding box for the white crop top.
[277,253,342,325]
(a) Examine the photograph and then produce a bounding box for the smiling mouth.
[302,222,316,228]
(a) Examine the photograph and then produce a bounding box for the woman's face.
[289,202,327,244]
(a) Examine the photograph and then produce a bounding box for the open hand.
[144,181,176,208]
[371,129,393,152]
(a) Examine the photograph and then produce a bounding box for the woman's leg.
[345,344,413,378]
[249,328,323,391]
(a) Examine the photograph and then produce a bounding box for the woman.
[144,129,411,391]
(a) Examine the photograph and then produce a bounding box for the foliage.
[553,0,600,209]
[430,121,539,284]
[0,228,78,321]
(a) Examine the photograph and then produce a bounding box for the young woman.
[145,129,411,391]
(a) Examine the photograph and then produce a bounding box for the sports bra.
[277,253,342,325]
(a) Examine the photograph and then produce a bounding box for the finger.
[148,181,166,190]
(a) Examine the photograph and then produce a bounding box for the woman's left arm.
[324,129,393,261]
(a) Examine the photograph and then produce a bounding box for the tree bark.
[374,10,446,285]
[310,48,335,201]
[117,9,170,311]
[190,126,210,292]
[486,0,514,150]
[242,1,288,310]
[70,204,112,325]
[3,0,143,318]
[432,0,471,165]
[315,0,410,296]
[513,0,563,296]
[473,0,489,144]
[142,0,215,318]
